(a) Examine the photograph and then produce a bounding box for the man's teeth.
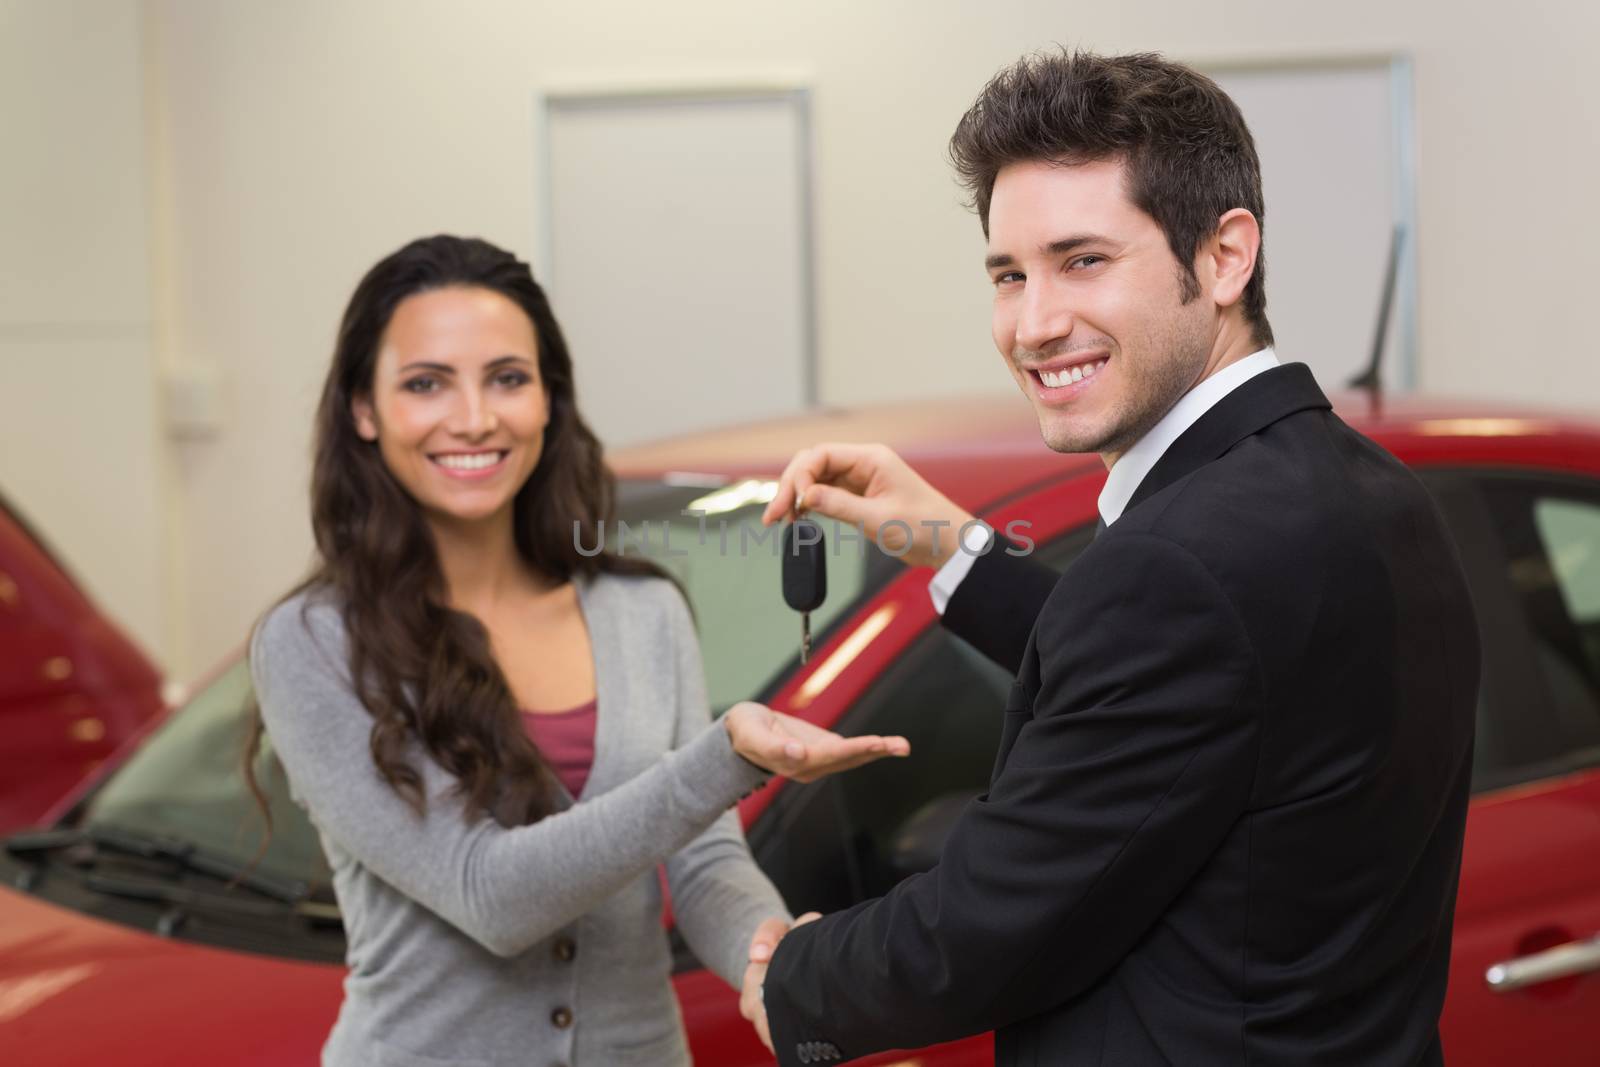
[1039,360,1107,389]
[435,452,505,471]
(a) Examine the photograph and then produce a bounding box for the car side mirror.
[887,791,976,881]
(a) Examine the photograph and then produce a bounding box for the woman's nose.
[449,390,499,438]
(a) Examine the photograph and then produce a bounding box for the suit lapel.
[1123,362,1331,516]
[987,364,1330,785]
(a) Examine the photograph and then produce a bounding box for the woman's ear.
[351,394,379,442]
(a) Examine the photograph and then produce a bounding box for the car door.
[1424,470,1600,1066]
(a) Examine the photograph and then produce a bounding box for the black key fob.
[782,518,827,612]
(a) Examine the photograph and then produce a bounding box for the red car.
[3,391,1598,1065]
[0,492,164,834]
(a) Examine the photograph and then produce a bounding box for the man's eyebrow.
[1044,233,1109,256]
[985,234,1112,272]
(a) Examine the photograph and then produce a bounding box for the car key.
[782,518,827,664]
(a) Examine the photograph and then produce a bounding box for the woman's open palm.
[723,702,910,783]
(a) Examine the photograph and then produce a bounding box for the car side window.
[1422,470,1600,791]
[1479,478,1600,767]
[749,526,1094,915]
[1530,498,1600,682]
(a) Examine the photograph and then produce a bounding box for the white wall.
[8,0,1600,678]
[0,0,168,665]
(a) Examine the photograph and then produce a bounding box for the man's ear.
[1207,208,1262,311]
[351,394,379,441]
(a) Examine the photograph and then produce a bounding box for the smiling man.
[984,154,1266,465]
[747,50,1481,1066]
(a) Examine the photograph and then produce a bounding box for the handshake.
[739,911,822,1052]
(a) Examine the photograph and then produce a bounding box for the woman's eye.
[402,376,438,394]
[494,370,531,388]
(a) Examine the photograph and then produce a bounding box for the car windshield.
[75,477,887,886]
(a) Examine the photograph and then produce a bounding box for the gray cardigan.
[250,572,790,1067]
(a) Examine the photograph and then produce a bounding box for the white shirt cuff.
[927,522,994,615]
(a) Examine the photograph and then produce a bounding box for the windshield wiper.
[89,825,312,904]
[84,871,293,918]
[5,824,311,905]
[77,871,340,938]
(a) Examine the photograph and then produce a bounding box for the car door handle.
[1485,934,1600,992]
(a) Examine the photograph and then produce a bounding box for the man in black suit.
[745,51,1479,1065]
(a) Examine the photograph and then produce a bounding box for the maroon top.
[520,699,598,799]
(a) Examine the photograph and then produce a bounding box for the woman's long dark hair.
[244,235,663,832]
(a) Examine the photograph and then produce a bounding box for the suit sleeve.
[940,544,1061,675]
[763,532,1262,1064]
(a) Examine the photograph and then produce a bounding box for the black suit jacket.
[764,364,1480,1066]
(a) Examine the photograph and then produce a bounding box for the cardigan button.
[552,936,577,963]
[551,1006,574,1029]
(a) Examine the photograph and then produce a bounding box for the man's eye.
[993,271,1025,286]
[1069,255,1105,270]
[402,377,438,394]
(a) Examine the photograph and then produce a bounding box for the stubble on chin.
[1031,333,1207,458]
[1031,367,1174,457]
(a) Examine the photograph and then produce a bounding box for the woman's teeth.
[434,452,505,471]
[1040,359,1107,388]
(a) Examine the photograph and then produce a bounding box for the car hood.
[0,886,340,1066]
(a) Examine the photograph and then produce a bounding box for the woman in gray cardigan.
[246,236,907,1067]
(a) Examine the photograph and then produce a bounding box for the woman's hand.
[723,702,910,783]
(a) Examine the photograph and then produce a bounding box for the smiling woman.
[255,237,649,830]
[237,235,906,1066]
[351,286,550,528]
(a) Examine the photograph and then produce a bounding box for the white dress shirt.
[928,348,1280,614]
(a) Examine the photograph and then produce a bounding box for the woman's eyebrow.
[397,355,532,374]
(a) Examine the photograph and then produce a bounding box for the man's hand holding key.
[761,442,976,569]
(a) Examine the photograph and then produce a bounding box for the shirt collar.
[1098,347,1280,526]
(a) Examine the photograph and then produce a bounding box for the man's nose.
[1014,279,1074,355]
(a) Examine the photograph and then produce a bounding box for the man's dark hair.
[950,49,1273,347]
